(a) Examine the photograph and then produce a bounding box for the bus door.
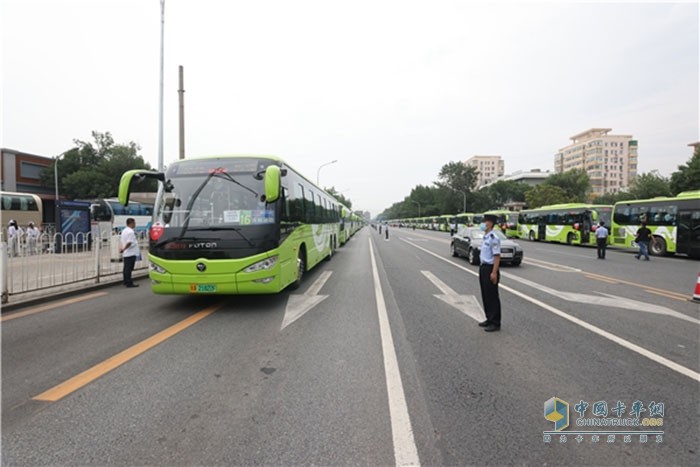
[581,211,592,244]
[537,217,546,241]
[677,210,700,257]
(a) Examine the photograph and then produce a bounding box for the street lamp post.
[411,200,421,217]
[158,0,165,171]
[316,159,338,186]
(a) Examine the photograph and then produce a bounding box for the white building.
[554,128,638,197]
[465,155,505,188]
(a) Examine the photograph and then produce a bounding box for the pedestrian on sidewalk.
[634,221,656,261]
[478,214,502,332]
[595,221,609,259]
[7,220,21,257]
[119,218,140,288]
[26,222,40,255]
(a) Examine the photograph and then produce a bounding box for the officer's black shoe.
[484,324,501,332]
[478,320,490,327]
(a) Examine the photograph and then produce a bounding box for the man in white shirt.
[119,218,140,287]
[7,220,20,257]
[595,221,609,260]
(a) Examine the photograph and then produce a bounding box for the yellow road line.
[583,274,619,284]
[583,271,689,301]
[2,292,109,322]
[33,303,221,402]
[644,289,691,302]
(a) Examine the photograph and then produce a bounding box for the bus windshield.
[156,160,274,229]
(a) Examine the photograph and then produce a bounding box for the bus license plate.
[191,284,217,293]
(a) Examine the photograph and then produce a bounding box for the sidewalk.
[1,270,149,313]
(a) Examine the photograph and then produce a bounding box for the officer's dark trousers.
[597,238,607,259]
[123,256,136,286]
[479,263,501,326]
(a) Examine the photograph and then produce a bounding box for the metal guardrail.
[1,232,149,304]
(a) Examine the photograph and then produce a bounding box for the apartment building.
[554,128,638,197]
[465,155,505,188]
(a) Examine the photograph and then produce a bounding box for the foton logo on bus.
[192,242,217,249]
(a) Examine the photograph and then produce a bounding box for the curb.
[1,273,149,313]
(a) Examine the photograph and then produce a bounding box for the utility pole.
[158,0,165,171]
[178,65,185,160]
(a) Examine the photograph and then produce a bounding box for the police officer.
[478,214,501,332]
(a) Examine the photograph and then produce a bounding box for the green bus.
[118,155,341,295]
[482,210,520,238]
[518,204,612,245]
[338,204,352,245]
[611,191,700,257]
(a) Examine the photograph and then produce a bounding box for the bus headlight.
[244,256,278,273]
[150,262,167,274]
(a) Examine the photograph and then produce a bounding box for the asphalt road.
[2,227,699,466]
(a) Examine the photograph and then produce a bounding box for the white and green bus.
[611,191,700,257]
[118,155,341,295]
[518,204,612,245]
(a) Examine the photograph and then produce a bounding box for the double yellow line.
[583,272,690,301]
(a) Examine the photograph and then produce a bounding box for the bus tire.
[567,232,575,245]
[651,237,667,256]
[528,231,535,241]
[290,247,306,290]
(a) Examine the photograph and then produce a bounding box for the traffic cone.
[692,272,700,303]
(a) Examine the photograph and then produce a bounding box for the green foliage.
[545,169,590,202]
[324,186,352,209]
[524,184,569,208]
[435,161,479,193]
[591,191,635,205]
[628,172,671,199]
[41,131,155,199]
[670,147,700,195]
[485,180,529,207]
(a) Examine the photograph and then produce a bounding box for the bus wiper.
[178,169,259,239]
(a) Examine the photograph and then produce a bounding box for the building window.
[19,162,45,180]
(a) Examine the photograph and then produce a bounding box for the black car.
[451,226,524,266]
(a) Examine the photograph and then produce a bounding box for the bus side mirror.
[264,165,281,203]
[118,170,165,206]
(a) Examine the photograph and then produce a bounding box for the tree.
[324,186,352,209]
[670,147,700,195]
[545,169,590,202]
[525,184,569,208]
[628,172,671,199]
[41,131,155,199]
[486,180,529,208]
[591,191,635,205]
[435,161,479,194]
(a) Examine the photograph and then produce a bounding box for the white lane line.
[401,238,700,383]
[369,238,420,467]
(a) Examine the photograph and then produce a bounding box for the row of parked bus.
[387,191,700,258]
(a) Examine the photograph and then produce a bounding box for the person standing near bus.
[119,218,139,287]
[7,220,21,257]
[478,214,502,332]
[634,221,655,261]
[384,222,389,241]
[595,221,609,259]
[26,222,40,256]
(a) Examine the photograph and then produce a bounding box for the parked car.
[450,226,524,266]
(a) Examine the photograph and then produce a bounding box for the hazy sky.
[2,0,698,216]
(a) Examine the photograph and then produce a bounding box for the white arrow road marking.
[421,271,485,322]
[280,270,333,330]
[503,273,700,325]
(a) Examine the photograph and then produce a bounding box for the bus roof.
[525,203,612,211]
[614,192,700,206]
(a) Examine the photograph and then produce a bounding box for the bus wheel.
[528,231,535,241]
[567,232,575,245]
[651,237,667,256]
[290,248,306,289]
